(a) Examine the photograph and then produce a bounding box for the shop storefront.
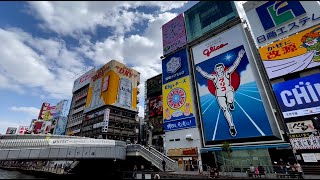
[168,147,199,171]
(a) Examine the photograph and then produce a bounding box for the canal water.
[0,168,41,179]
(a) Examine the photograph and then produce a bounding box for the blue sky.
[0,1,248,134]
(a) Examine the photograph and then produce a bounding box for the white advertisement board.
[243,1,320,47]
[72,68,95,93]
[286,120,315,134]
[102,108,110,133]
[48,139,115,146]
[302,153,318,162]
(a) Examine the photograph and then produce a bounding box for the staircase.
[126,144,178,172]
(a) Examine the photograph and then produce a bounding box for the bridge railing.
[147,145,178,171]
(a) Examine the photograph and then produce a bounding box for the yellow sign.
[258,24,320,79]
[162,76,194,122]
[85,60,140,112]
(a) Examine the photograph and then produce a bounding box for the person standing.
[258,164,265,178]
[162,159,166,172]
[294,162,303,179]
[249,164,255,177]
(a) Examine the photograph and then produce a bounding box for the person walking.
[248,164,255,178]
[258,164,265,178]
[162,159,166,172]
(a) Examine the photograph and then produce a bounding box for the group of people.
[248,164,265,178]
[274,159,303,178]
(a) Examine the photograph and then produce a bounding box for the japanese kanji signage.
[258,24,320,79]
[290,136,320,150]
[286,120,315,134]
[243,1,320,47]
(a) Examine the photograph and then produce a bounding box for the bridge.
[0,134,178,172]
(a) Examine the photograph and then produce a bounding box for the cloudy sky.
[0,1,246,134]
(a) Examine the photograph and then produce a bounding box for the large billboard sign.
[52,100,67,119]
[72,68,95,93]
[290,136,320,150]
[184,1,239,43]
[38,102,50,120]
[6,127,17,134]
[54,117,68,135]
[85,60,140,113]
[162,13,187,56]
[258,24,320,79]
[192,24,278,146]
[162,49,197,132]
[146,74,162,98]
[243,1,320,47]
[149,95,163,118]
[273,73,320,119]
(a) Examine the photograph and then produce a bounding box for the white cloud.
[197,84,211,96]
[27,1,187,36]
[10,106,40,117]
[240,64,254,84]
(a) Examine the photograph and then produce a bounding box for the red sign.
[203,43,229,57]
[116,65,137,78]
[38,102,50,120]
[18,126,29,134]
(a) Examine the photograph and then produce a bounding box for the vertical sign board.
[162,48,197,132]
[6,127,17,135]
[192,24,277,146]
[258,24,320,79]
[162,13,187,56]
[54,117,68,135]
[272,73,320,119]
[243,1,320,47]
[102,108,110,133]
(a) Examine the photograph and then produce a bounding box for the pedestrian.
[248,164,255,178]
[294,162,303,179]
[258,164,265,178]
[162,159,166,172]
[254,166,259,178]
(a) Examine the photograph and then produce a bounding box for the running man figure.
[196,49,246,137]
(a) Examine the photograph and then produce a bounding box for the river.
[0,168,41,179]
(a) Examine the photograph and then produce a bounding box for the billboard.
[258,24,320,79]
[162,76,196,131]
[243,1,320,47]
[17,126,29,134]
[273,73,320,119]
[192,24,277,145]
[184,1,239,43]
[149,95,163,118]
[6,127,17,134]
[286,120,315,134]
[72,68,95,93]
[41,121,52,134]
[162,13,187,55]
[54,117,68,135]
[146,74,162,98]
[149,116,163,134]
[33,121,43,134]
[85,60,140,112]
[52,100,67,119]
[38,102,50,120]
[162,48,190,84]
[290,136,320,150]
[102,108,110,133]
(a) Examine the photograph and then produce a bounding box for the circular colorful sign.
[167,88,186,110]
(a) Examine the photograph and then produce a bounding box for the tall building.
[67,60,141,143]
[66,68,95,136]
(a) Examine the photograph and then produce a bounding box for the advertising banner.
[41,121,52,134]
[33,121,43,134]
[162,13,187,56]
[72,68,95,93]
[146,74,162,98]
[17,126,29,134]
[243,1,320,47]
[302,153,318,162]
[192,24,274,145]
[85,60,140,112]
[149,95,163,118]
[286,120,315,134]
[5,127,17,134]
[162,76,196,131]
[54,117,68,135]
[162,48,190,84]
[273,73,320,118]
[149,116,163,134]
[258,24,320,79]
[52,100,67,119]
[290,136,320,150]
[38,102,50,120]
